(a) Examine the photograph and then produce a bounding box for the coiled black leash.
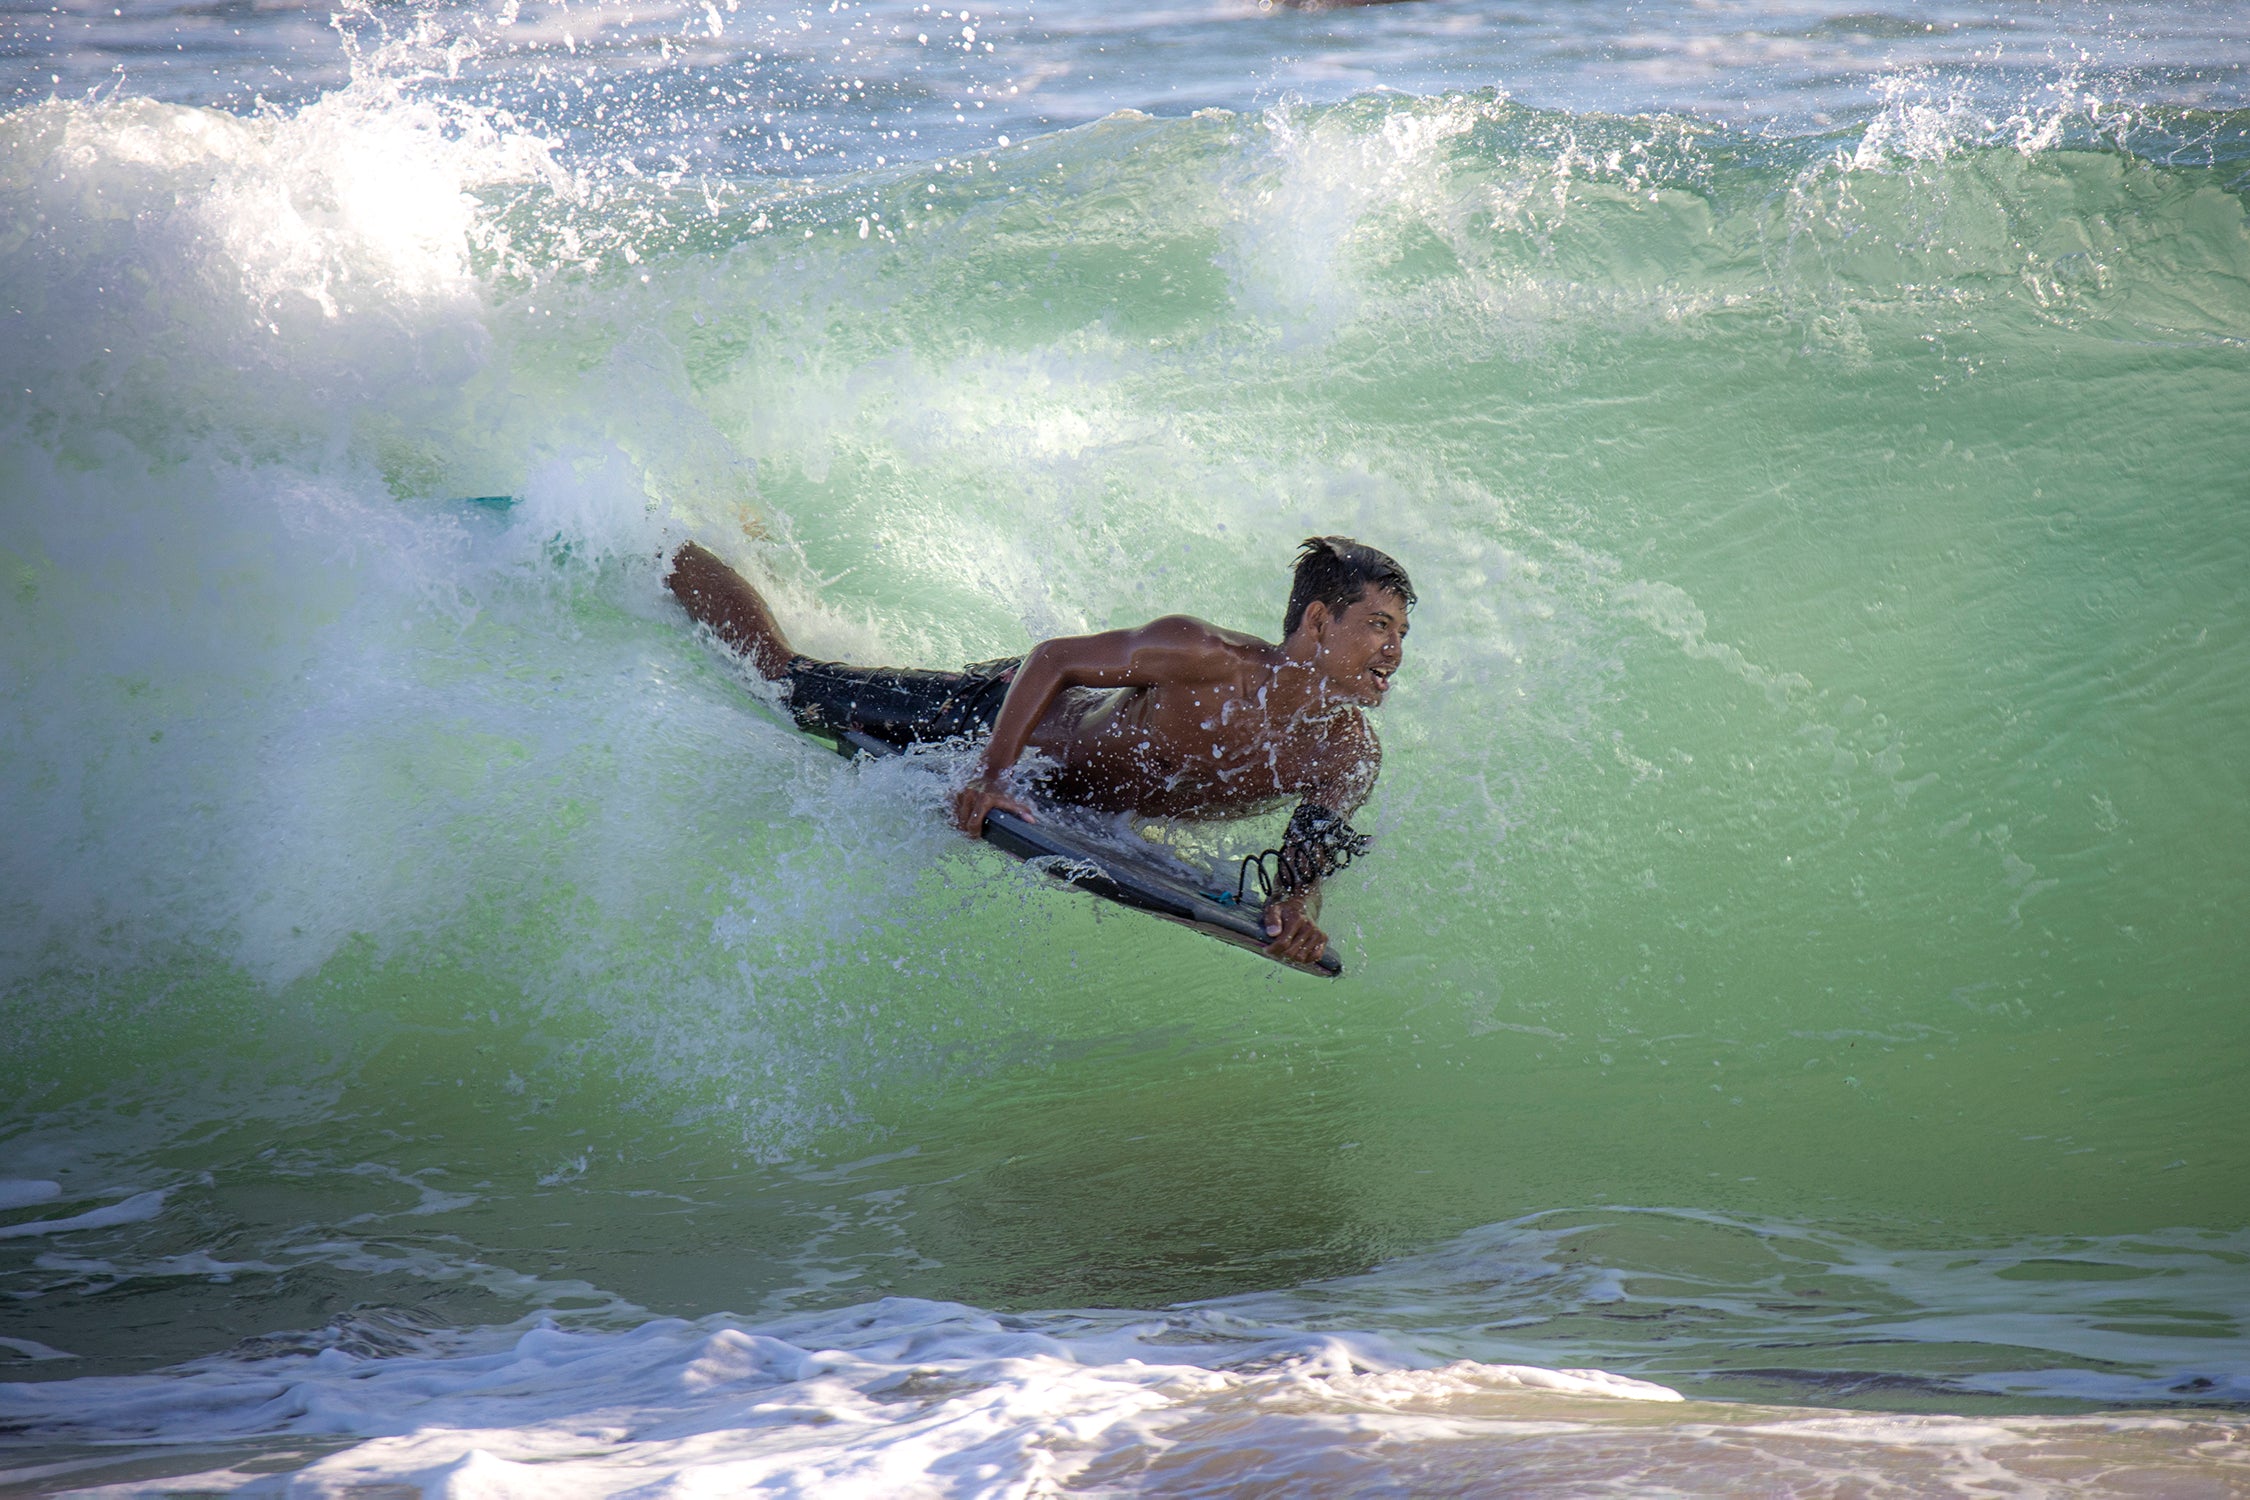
[1236,803,1372,905]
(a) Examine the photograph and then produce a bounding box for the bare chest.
[1034,684,1344,812]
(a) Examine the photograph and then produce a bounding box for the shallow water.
[3,1,2248,1494]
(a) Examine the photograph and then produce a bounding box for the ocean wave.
[3,10,2247,1492]
[7,1214,2246,1494]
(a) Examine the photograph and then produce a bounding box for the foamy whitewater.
[3,1,2248,1494]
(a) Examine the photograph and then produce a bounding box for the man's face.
[1311,587,1410,706]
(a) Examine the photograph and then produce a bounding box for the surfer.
[665,536,1412,964]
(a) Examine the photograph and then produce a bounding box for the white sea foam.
[0,1336,75,1363]
[0,1301,1662,1490]
[1206,1212,2250,1411]
[10,1295,2244,1498]
[0,1180,62,1211]
[0,1189,169,1242]
[7,1208,2249,1495]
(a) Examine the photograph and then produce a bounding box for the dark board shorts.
[783,655,1024,751]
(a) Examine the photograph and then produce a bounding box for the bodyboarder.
[665,535,1413,966]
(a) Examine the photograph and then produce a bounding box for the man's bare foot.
[666,541,797,679]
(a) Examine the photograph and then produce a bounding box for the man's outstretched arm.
[950,615,1241,836]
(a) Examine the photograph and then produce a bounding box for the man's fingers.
[952,791,989,839]
[1261,906,1326,963]
[955,785,1038,839]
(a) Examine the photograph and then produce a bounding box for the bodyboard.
[831,730,1342,978]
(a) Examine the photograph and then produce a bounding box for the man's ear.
[1301,599,1333,641]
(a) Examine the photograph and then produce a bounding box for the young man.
[665,536,1413,965]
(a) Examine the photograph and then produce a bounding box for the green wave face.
[2,88,2246,1399]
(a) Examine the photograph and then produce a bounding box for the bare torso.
[1021,633,1377,820]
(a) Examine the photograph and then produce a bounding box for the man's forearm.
[976,641,1063,783]
[1273,803,1371,898]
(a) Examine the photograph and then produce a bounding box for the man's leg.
[667,543,1020,748]
[784,659,1017,749]
[666,541,795,679]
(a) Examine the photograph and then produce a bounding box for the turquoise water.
[3,2,2248,1493]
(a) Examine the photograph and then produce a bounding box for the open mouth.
[1369,666,1394,693]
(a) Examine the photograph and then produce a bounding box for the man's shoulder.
[1130,614,1278,672]
[1322,707,1380,758]
[1134,613,1270,649]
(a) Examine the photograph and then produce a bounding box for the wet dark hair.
[1283,536,1416,637]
